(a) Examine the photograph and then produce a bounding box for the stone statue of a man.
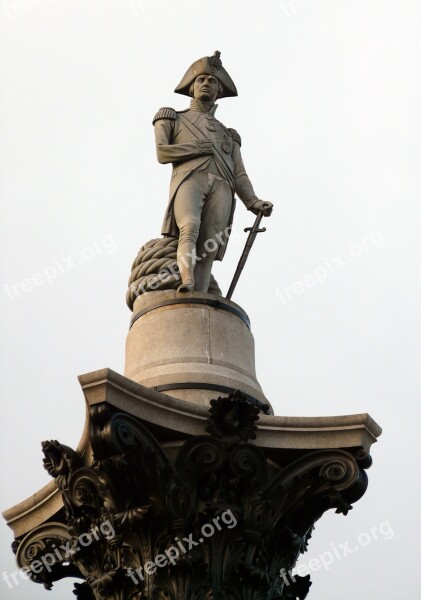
[153,51,273,293]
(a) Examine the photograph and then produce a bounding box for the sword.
[226,212,267,300]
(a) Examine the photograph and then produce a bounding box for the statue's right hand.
[197,139,214,154]
[250,200,273,216]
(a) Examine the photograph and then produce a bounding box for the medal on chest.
[222,134,233,154]
[204,114,219,132]
[203,114,233,153]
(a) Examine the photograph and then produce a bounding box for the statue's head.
[175,51,237,100]
[188,74,224,103]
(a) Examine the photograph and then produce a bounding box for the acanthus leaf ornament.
[10,394,372,600]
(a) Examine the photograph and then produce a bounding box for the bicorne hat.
[174,51,238,98]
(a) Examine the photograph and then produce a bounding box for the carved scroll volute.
[230,443,268,488]
[265,449,360,497]
[262,449,363,547]
[175,436,225,488]
[15,523,80,589]
[102,413,169,467]
[99,412,175,515]
[68,467,115,514]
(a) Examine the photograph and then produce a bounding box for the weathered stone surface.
[125,291,271,411]
[126,237,223,309]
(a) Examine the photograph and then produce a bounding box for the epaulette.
[228,128,241,146]
[152,107,177,125]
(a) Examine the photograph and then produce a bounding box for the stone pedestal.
[2,297,382,600]
[125,291,271,412]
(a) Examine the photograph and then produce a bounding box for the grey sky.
[1,0,420,598]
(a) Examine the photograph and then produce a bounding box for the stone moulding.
[3,369,381,600]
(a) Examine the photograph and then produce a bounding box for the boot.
[177,242,196,293]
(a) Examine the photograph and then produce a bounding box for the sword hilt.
[244,226,266,233]
[245,211,266,233]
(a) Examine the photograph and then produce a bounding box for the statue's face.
[193,73,219,103]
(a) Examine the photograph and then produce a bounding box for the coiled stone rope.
[127,237,222,310]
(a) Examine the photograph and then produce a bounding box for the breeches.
[173,171,232,261]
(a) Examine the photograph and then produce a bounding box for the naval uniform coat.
[153,100,258,261]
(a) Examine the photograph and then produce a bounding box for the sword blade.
[226,212,266,300]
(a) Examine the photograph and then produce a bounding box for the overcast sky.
[1,1,420,598]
